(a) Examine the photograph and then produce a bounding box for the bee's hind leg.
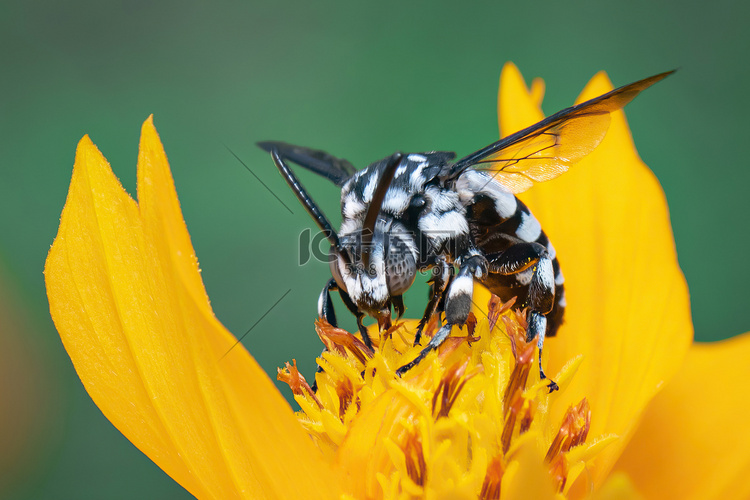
[486,242,559,393]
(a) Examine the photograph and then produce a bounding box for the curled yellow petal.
[498,62,693,486]
[45,117,340,499]
[614,333,750,500]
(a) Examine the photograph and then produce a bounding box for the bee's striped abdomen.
[461,171,565,337]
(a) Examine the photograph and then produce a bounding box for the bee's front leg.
[396,253,487,376]
[311,278,340,392]
[318,278,339,328]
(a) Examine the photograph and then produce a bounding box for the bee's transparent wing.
[448,70,674,193]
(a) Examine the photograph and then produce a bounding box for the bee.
[259,70,672,392]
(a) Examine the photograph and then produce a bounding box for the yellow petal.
[614,333,750,500]
[500,434,557,500]
[45,118,340,499]
[498,63,693,486]
[591,472,644,500]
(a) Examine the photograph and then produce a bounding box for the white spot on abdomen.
[516,212,542,242]
[555,269,564,286]
[456,170,517,218]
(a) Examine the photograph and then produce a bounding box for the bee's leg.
[311,278,339,392]
[338,288,374,350]
[318,277,373,348]
[397,254,487,376]
[318,278,339,327]
[392,295,405,319]
[414,258,451,346]
[486,242,559,393]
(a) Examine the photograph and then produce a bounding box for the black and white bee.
[259,70,672,392]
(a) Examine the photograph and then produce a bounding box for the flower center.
[278,295,599,498]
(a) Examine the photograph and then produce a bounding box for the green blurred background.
[1,0,748,498]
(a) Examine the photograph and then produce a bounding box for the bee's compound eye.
[385,236,416,295]
[329,247,348,292]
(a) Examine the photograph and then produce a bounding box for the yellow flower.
[45,117,339,499]
[45,65,750,499]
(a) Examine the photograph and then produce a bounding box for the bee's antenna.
[361,153,403,270]
[270,150,349,263]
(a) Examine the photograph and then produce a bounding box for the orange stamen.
[545,398,591,463]
[488,295,516,332]
[277,359,323,409]
[315,319,374,365]
[335,377,355,419]
[502,327,535,415]
[431,359,483,418]
[479,456,505,500]
[403,431,427,487]
[501,391,524,454]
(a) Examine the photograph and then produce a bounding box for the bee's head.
[329,152,417,321]
[270,145,411,322]
[329,222,417,318]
